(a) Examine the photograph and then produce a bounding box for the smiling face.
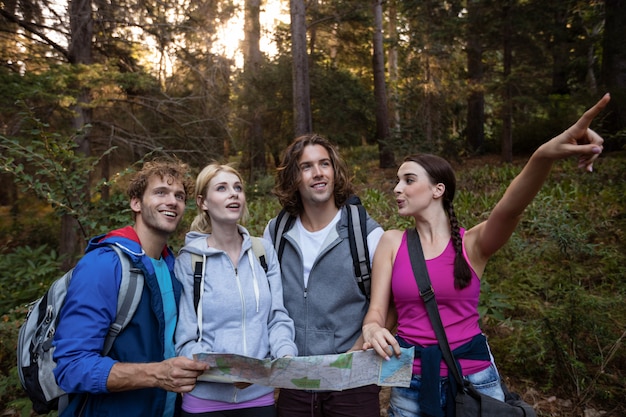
[199,171,246,225]
[296,144,336,208]
[131,174,186,238]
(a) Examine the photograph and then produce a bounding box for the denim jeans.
[388,363,505,417]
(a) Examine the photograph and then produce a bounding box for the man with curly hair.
[53,159,207,417]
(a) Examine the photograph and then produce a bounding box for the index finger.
[575,93,610,131]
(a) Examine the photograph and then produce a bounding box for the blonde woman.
[175,163,297,417]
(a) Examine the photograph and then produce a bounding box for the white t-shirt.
[294,210,383,288]
[295,210,342,288]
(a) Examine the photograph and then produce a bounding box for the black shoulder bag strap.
[405,228,465,388]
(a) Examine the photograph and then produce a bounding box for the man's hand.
[155,356,208,393]
[107,356,208,393]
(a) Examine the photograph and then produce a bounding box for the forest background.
[0,0,625,416]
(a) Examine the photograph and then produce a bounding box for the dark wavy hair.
[127,158,193,220]
[274,134,355,216]
[403,154,472,289]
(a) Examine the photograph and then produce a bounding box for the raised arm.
[467,93,610,270]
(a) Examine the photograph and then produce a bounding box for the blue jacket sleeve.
[53,248,121,394]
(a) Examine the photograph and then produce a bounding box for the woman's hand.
[362,322,401,361]
[538,93,610,172]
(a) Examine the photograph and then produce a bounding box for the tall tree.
[387,0,401,135]
[602,0,626,138]
[61,0,95,268]
[243,0,266,178]
[501,0,513,162]
[372,0,395,168]
[547,2,573,95]
[466,0,485,153]
[291,0,312,135]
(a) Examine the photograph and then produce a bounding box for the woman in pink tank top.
[362,94,610,417]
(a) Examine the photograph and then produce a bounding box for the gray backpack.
[17,244,144,414]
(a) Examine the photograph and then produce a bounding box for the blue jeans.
[388,363,505,417]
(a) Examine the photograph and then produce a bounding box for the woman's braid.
[448,201,472,289]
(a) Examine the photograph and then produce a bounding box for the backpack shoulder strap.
[346,203,372,299]
[250,236,268,273]
[273,209,296,262]
[102,245,144,355]
[190,237,267,315]
[190,253,204,314]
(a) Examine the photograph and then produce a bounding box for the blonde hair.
[190,163,249,233]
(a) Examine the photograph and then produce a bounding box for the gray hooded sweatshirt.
[264,205,382,357]
[174,225,297,404]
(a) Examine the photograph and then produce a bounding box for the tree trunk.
[61,0,94,270]
[244,0,266,180]
[291,0,312,136]
[601,0,626,142]
[501,1,513,163]
[372,0,395,168]
[387,0,400,138]
[466,0,484,152]
[550,4,570,95]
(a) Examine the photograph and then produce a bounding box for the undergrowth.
[1,145,624,416]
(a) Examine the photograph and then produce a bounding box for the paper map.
[194,347,414,391]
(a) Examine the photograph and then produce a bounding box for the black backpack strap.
[192,254,204,313]
[273,208,295,262]
[347,203,372,299]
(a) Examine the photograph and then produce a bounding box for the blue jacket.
[53,226,182,417]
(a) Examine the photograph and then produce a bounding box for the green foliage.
[310,65,375,147]
[245,197,282,237]
[0,199,60,250]
[0,109,116,241]
[0,304,43,415]
[0,245,62,316]
[1,146,625,415]
[479,155,626,412]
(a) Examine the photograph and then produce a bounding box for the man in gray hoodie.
[264,134,385,417]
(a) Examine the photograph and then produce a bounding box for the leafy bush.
[0,246,62,316]
[0,307,39,416]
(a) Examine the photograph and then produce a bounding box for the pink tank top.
[392,229,490,376]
